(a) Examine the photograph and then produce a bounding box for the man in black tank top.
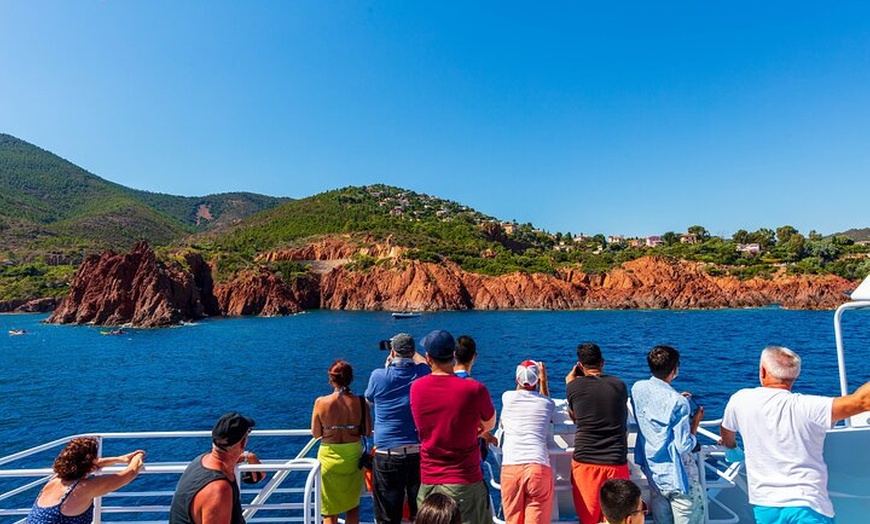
[169,412,264,524]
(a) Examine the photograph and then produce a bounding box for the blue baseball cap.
[420,329,455,361]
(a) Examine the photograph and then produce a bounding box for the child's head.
[600,479,645,524]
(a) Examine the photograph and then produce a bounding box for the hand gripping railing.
[0,430,322,524]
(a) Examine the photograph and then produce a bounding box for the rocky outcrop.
[315,256,854,311]
[214,270,319,316]
[46,242,859,327]
[0,297,59,313]
[257,235,406,263]
[47,242,219,327]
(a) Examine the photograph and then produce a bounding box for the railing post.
[93,436,103,524]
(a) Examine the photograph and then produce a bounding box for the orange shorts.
[501,463,554,524]
[570,460,629,524]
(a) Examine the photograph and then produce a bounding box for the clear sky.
[2,1,868,237]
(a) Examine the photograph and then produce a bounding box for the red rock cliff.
[47,242,219,327]
[316,256,854,311]
[48,242,858,327]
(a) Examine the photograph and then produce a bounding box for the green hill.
[0,133,288,300]
[202,184,561,276]
[201,184,870,282]
[0,133,287,255]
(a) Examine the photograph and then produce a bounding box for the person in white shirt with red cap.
[499,360,556,524]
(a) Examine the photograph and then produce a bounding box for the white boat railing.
[0,430,322,524]
[488,413,747,524]
[833,275,870,419]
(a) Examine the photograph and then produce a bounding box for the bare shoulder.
[197,478,233,504]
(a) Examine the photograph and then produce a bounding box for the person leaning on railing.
[169,412,264,524]
[25,437,145,524]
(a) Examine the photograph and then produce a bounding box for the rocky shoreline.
[39,241,858,328]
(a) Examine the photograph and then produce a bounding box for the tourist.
[564,342,630,524]
[364,333,431,524]
[720,346,870,524]
[416,492,463,524]
[310,360,371,524]
[599,479,648,524]
[169,412,264,524]
[499,360,556,524]
[410,329,496,524]
[454,335,477,379]
[26,438,145,524]
[453,334,497,453]
[631,345,705,524]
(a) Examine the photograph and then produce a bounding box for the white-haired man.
[720,346,870,524]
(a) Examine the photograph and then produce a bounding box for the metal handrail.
[0,430,322,524]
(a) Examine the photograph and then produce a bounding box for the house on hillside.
[736,243,761,255]
[646,236,664,247]
[680,233,698,244]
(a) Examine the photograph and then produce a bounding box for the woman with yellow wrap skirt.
[311,359,371,524]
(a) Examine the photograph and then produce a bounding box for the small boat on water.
[7,329,26,336]
[100,329,127,336]
[1,274,868,524]
[391,311,421,319]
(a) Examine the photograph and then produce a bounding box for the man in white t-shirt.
[499,360,556,524]
[720,346,870,524]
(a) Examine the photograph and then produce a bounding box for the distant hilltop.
[1,132,868,316]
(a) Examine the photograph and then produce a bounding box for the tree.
[732,229,749,244]
[687,225,711,242]
[776,225,799,245]
[662,231,679,246]
[749,228,776,249]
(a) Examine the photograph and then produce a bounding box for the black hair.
[600,479,642,524]
[576,342,603,368]
[455,335,477,365]
[647,345,680,380]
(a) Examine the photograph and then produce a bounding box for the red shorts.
[570,460,630,524]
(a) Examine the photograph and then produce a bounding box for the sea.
[1,308,869,518]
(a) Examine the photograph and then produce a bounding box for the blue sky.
[1,2,868,237]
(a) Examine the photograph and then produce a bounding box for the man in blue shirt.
[631,345,705,524]
[365,333,431,524]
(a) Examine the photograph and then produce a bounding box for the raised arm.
[832,380,870,423]
[538,362,549,397]
[94,449,144,469]
[83,450,145,498]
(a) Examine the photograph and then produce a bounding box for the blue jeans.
[650,477,705,524]
[753,505,836,524]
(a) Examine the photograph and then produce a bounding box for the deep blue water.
[1,309,869,520]
[2,309,869,453]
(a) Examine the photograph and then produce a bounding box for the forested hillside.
[0,133,286,300]
[198,185,870,282]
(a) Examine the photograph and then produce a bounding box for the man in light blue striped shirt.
[631,345,705,524]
